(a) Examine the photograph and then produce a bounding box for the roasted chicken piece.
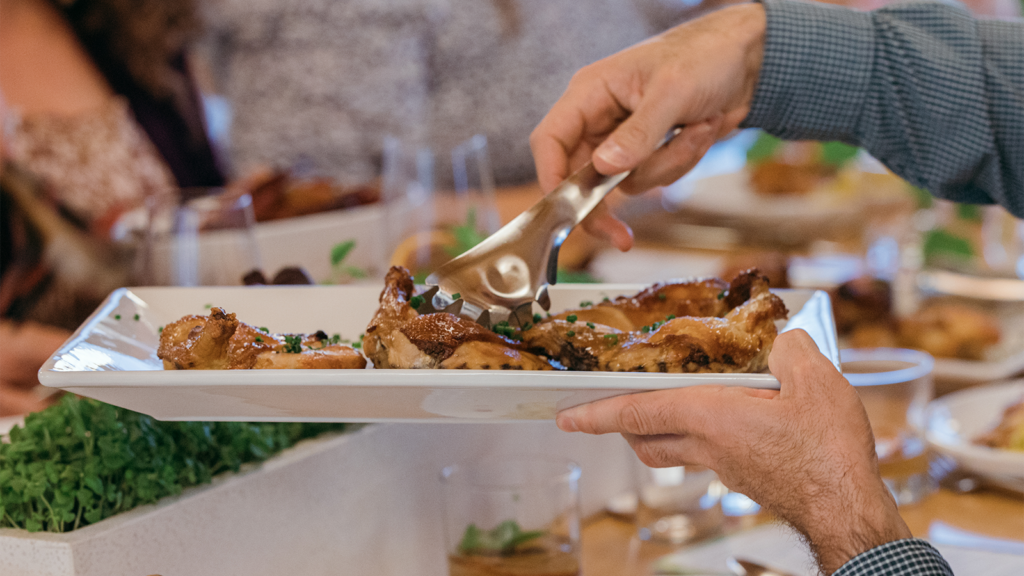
[523,271,788,373]
[975,399,1024,451]
[363,266,553,370]
[158,307,366,370]
[547,269,766,332]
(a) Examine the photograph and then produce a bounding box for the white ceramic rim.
[440,455,582,490]
[840,348,935,387]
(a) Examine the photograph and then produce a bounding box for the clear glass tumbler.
[633,460,725,545]
[142,187,261,286]
[842,347,936,505]
[440,457,581,576]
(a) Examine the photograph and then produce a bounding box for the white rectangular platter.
[40,285,839,422]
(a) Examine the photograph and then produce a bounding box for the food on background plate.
[745,132,860,196]
[449,520,577,576]
[249,171,379,223]
[365,266,786,373]
[975,398,1024,452]
[363,267,554,370]
[832,276,1003,361]
[524,270,788,373]
[158,307,366,370]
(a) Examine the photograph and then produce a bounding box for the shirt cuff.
[833,538,954,576]
[742,0,874,142]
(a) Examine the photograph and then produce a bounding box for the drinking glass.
[142,187,262,286]
[381,135,499,278]
[440,457,581,576]
[841,348,936,505]
[633,459,725,545]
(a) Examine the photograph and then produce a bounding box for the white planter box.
[0,422,633,576]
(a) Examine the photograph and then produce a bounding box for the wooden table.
[580,486,1024,576]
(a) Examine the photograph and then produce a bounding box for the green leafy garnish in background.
[818,141,860,168]
[458,520,545,556]
[907,184,934,209]
[956,204,983,223]
[556,269,599,283]
[0,396,345,533]
[923,228,975,265]
[328,240,368,281]
[746,131,783,164]
[445,208,489,258]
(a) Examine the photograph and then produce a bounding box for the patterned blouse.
[4,97,176,232]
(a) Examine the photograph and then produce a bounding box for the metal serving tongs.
[422,127,684,328]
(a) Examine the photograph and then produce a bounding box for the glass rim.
[440,455,581,489]
[839,347,935,387]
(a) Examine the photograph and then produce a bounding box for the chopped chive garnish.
[717,291,726,300]
[204,304,213,309]
[352,341,362,349]
[260,326,270,333]
[409,295,424,309]
[158,326,164,333]
[358,333,364,340]
[114,314,121,320]
[255,336,263,343]
[602,296,610,302]
[283,335,303,353]
[451,293,461,300]
[666,315,676,320]
[603,334,619,345]
[579,300,593,307]
[566,330,575,337]
[331,333,342,344]
[641,326,650,333]
[586,322,595,329]
[133,314,140,321]
[533,313,542,323]
[566,314,577,323]
[522,322,533,331]
[658,293,667,301]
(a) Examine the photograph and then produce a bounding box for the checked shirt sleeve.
[833,538,953,576]
[742,0,1024,218]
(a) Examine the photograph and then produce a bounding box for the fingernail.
[557,413,579,432]
[595,140,631,170]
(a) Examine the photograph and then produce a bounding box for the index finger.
[529,102,586,193]
[556,384,775,437]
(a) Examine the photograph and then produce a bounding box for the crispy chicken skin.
[523,271,788,373]
[363,266,552,370]
[159,308,366,370]
[547,269,764,331]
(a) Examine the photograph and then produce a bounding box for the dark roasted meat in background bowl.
[249,171,379,222]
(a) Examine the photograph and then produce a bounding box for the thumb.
[592,82,680,175]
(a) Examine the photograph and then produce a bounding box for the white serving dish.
[40,285,838,422]
[925,380,1024,486]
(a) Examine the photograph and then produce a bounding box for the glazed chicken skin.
[363,266,552,370]
[547,269,766,331]
[158,307,366,370]
[523,271,788,373]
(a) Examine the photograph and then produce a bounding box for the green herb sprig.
[282,335,303,354]
[458,520,545,556]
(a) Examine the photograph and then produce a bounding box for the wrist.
[795,476,912,574]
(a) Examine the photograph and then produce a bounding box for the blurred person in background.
[0,0,225,415]
[203,0,735,187]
